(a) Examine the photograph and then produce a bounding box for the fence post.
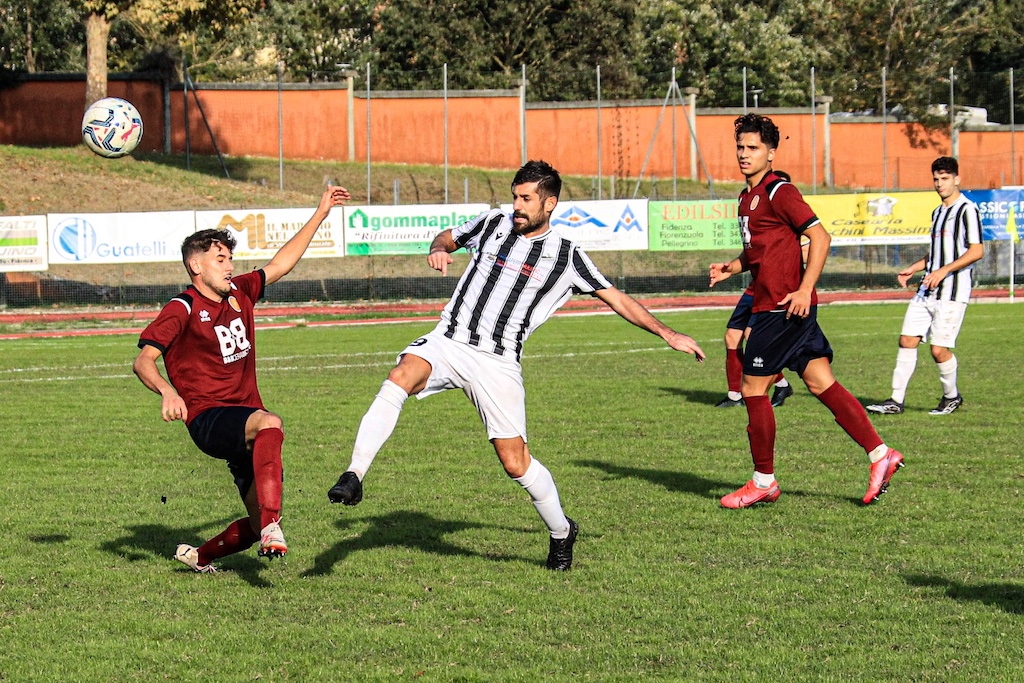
[950,67,959,158]
[881,67,887,192]
[811,67,817,192]
[520,64,528,165]
[597,65,602,200]
[682,87,699,181]
[366,62,371,205]
[1011,68,1016,186]
[816,96,834,188]
[277,61,284,191]
[443,63,449,204]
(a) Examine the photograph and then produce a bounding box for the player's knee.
[257,411,285,434]
[388,356,430,394]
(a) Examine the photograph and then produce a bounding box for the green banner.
[648,200,741,251]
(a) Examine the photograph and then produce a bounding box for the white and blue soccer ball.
[81,97,143,158]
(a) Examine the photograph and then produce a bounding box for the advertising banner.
[0,215,48,272]
[47,211,196,265]
[343,204,489,255]
[963,189,1022,241]
[548,199,649,251]
[195,207,346,260]
[648,200,741,251]
[499,200,650,251]
[804,192,934,245]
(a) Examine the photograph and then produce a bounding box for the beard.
[512,210,547,235]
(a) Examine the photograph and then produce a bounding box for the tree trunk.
[84,12,111,111]
[24,4,36,73]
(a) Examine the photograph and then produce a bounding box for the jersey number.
[739,215,752,247]
[215,319,251,359]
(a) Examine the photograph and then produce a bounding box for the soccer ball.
[81,97,143,158]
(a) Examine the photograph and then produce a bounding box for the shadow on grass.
[99,519,275,588]
[575,458,819,502]
[903,574,1024,614]
[303,509,535,577]
[659,386,733,407]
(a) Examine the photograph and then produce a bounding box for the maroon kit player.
[709,114,904,508]
[134,186,350,572]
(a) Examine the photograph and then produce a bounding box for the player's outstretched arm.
[594,287,706,362]
[427,229,457,276]
[133,345,188,422]
[263,185,351,285]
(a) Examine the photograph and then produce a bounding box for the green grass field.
[2,302,1023,681]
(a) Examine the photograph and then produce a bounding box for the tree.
[0,1,84,74]
[636,0,831,106]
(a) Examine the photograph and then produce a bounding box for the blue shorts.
[187,406,260,498]
[726,293,754,331]
[743,306,833,376]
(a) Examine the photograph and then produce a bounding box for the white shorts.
[899,295,967,348]
[399,331,527,441]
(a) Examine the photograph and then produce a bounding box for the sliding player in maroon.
[710,114,903,508]
[134,185,350,572]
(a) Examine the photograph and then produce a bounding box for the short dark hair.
[931,156,959,176]
[181,229,236,276]
[512,160,562,199]
[734,113,781,150]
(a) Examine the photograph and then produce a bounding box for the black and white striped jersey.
[436,209,613,361]
[920,193,983,303]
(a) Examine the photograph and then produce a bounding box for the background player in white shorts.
[326,160,706,571]
[867,156,983,416]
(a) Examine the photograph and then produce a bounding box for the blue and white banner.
[499,199,650,251]
[963,189,1022,241]
[47,211,195,265]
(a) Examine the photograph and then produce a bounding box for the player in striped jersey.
[328,160,706,570]
[866,157,984,416]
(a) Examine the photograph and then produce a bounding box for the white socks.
[890,347,918,403]
[752,470,776,488]
[938,356,959,398]
[347,379,408,480]
[514,458,571,538]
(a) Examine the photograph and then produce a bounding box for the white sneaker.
[258,522,287,558]
[174,543,216,573]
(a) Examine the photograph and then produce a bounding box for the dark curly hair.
[181,229,236,276]
[734,113,781,150]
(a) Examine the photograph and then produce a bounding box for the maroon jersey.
[739,172,820,313]
[138,270,266,425]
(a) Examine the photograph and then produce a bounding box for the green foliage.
[0,0,85,73]
[4,0,1024,119]
[2,304,1024,681]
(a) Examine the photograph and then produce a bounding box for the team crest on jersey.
[750,196,761,211]
[199,309,211,323]
[228,296,241,313]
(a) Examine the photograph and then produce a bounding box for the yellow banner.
[805,192,933,245]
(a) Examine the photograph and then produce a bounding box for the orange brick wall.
[1,77,1017,191]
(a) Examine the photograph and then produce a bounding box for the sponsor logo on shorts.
[752,356,764,368]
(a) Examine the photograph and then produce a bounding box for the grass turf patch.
[1,303,1022,681]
